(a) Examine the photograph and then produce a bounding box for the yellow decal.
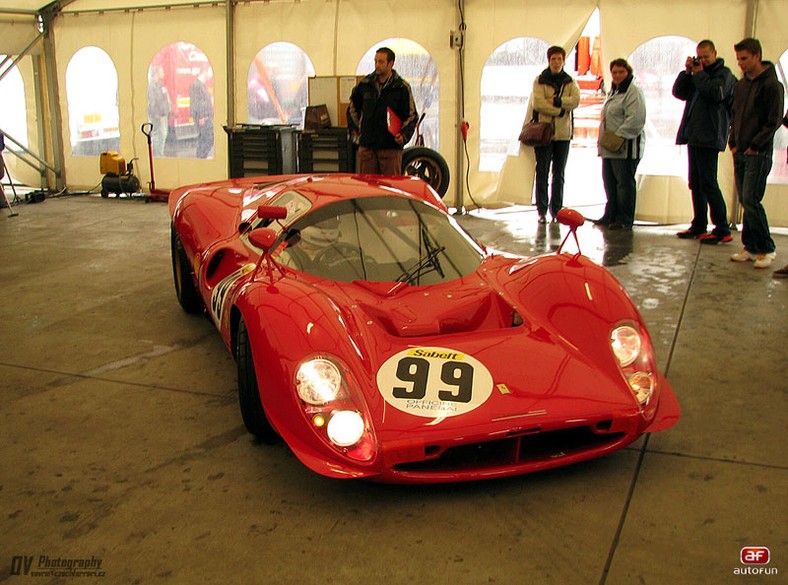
[407,348,466,361]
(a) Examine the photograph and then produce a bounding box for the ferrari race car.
[169,173,679,483]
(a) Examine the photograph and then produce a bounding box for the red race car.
[169,174,679,483]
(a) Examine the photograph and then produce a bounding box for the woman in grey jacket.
[594,58,647,230]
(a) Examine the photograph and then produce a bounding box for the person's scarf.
[611,73,634,95]
[538,68,573,94]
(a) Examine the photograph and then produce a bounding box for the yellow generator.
[100,151,140,197]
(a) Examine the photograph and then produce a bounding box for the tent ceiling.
[0,3,42,11]
[0,0,221,13]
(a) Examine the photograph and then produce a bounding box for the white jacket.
[524,73,581,142]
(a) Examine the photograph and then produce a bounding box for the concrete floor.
[1,194,786,585]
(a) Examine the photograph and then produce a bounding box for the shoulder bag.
[600,129,625,152]
[519,111,554,147]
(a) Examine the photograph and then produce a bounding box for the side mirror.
[257,205,287,220]
[556,208,585,229]
[556,208,585,255]
[248,227,278,253]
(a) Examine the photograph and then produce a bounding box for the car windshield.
[272,196,484,284]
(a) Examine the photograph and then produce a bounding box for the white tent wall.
[2,57,42,187]
[0,11,42,187]
[2,0,784,224]
[53,6,228,190]
[215,0,459,194]
[749,0,787,227]
[463,0,598,208]
[599,0,746,225]
[756,0,786,59]
[333,0,459,198]
[0,14,41,55]
[235,1,339,74]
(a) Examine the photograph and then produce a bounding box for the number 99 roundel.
[376,347,494,418]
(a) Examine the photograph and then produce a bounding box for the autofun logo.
[734,547,778,576]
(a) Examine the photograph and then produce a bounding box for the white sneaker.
[753,252,777,269]
[730,248,754,262]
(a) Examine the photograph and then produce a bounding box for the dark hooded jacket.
[728,61,785,153]
[347,70,418,150]
[673,58,736,151]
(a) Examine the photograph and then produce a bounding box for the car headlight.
[326,410,365,447]
[295,355,377,462]
[611,325,641,367]
[627,371,654,405]
[609,323,658,416]
[296,358,341,405]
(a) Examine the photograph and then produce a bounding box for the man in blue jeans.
[672,39,736,244]
[728,38,784,269]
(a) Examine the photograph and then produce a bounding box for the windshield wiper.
[396,245,446,284]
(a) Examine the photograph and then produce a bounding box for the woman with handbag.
[595,58,647,230]
[523,46,580,224]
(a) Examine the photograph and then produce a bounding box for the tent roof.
[0,1,209,14]
[0,2,45,14]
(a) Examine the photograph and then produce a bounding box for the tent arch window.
[480,37,550,173]
[0,59,28,151]
[247,42,315,126]
[628,35,696,177]
[769,47,787,184]
[65,46,120,157]
[148,42,215,159]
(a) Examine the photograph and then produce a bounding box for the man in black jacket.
[728,38,784,269]
[673,39,736,244]
[347,47,418,175]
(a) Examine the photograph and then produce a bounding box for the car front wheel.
[236,318,278,443]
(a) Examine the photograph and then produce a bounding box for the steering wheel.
[313,242,362,266]
[313,242,369,279]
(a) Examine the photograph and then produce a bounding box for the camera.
[691,57,700,66]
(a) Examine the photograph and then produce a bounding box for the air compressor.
[100,151,141,197]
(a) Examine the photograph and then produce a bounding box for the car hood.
[297,252,653,446]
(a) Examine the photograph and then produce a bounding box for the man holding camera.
[672,39,736,244]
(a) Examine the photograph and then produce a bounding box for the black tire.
[402,146,450,197]
[170,225,205,314]
[236,319,278,442]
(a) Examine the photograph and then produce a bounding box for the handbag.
[600,129,625,151]
[519,112,554,147]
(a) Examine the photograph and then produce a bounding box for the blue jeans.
[601,158,640,227]
[688,146,730,237]
[534,140,571,218]
[733,151,775,254]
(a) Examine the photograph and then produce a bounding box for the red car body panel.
[169,174,680,483]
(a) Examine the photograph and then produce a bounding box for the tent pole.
[39,5,66,192]
[225,0,236,128]
[453,0,466,214]
[744,0,757,36]
[730,0,759,228]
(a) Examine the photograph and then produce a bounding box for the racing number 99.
[392,357,473,403]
